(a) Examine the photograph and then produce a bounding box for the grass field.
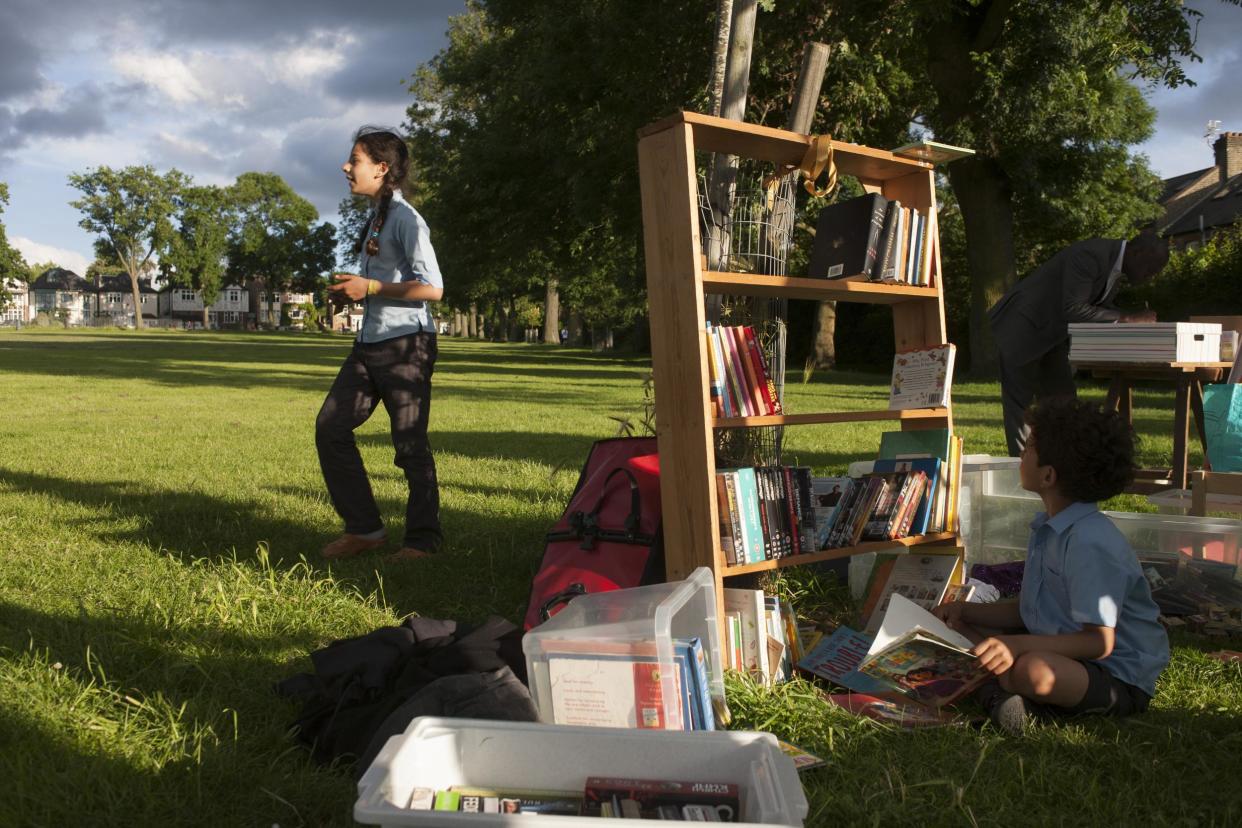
[0,329,1238,826]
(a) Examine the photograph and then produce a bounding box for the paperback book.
[889,344,956,410]
[856,593,988,707]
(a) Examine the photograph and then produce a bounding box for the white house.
[2,279,30,325]
[92,274,160,325]
[246,278,314,328]
[159,283,250,328]
[29,268,92,325]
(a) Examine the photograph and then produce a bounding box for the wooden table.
[1072,361,1232,493]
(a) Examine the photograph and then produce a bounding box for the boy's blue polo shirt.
[356,190,443,344]
[1019,501,1169,696]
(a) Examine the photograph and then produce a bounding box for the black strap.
[539,582,588,622]
[546,467,652,550]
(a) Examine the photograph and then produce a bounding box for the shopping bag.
[1203,383,1242,472]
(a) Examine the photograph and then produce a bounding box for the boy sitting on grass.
[934,398,1169,733]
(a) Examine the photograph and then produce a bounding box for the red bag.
[523,438,663,630]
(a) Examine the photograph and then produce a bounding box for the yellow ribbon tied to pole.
[763,134,838,210]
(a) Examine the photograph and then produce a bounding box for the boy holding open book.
[934,399,1169,733]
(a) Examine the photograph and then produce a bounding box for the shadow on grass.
[0,604,355,827]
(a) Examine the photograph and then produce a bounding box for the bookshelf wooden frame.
[637,111,956,638]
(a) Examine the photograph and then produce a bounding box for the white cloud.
[11,235,90,275]
[111,52,214,106]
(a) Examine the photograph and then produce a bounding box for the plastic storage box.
[1107,511,1242,574]
[523,567,724,730]
[957,455,1040,566]
[1146,488,1242,516]
[355,717,809,827]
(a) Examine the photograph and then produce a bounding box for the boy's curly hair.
[1024,398,1136,503]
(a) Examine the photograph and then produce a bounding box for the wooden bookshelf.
[637,111,956,642]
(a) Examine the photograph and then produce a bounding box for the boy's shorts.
[1057,659,1151,717]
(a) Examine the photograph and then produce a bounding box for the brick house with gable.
[1158,131,1242,249]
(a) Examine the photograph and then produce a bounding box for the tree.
[335,195,371,270]
[0,184,27,313]
[68,166,187,329]
[23,260,59,283]
[812,0,1217,373]
[229,172,335,327]
[165,185,234,330]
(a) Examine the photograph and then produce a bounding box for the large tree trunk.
[568,309,584,346]
[202,305,210,329]
[467,303,478,338]
[127,272,145,329]
[542,276,561,344]
[708,0,734,117]
[811,301,836,369]
[947,156,1016,377]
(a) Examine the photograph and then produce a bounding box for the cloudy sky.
[2,0,1240,275]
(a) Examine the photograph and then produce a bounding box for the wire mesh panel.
[698,166,799,276]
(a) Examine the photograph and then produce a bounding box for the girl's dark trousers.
[315,332,441,551]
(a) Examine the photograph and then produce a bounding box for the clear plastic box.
[523,567,724,731]
[1107,511,1242,575]
[355,717,808,827]
[1146,488,1242,516]
[958,455,1040,566]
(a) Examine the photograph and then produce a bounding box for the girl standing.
[316,126,443,560]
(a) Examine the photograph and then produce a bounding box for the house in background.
[246,278,315,329]
[29,268,93,324]
[2,279,30,325]
[1158,131,1242,249]
[92,274,160,325]
[158,283,250,328]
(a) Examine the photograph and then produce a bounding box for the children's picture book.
[822,691,972,729]
[796,625,890,696]
[857,593,988,707]
[889,343,956,410]
[860,549,965,635]
[777,740,827,772]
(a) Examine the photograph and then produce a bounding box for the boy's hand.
[329,273,371,302]
[932,600,967,628]
[973,636,1019,675]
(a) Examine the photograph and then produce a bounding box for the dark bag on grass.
[523,437,664,631]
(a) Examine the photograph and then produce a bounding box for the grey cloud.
[14,84,110,138]
[0,7,45,101]
[323,27,447,103]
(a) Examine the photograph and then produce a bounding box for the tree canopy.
[0,184,28,312]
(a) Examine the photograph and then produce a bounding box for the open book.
[856,593,988,707]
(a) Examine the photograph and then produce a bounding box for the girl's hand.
[329,273,372,301]
[973,636,1018,675]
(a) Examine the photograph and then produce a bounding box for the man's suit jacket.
[987,238,1124,367]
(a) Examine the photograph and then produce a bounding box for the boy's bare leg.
[997,650,1090,708]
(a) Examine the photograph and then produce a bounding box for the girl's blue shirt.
[357,190,443,343]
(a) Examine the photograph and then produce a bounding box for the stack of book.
[1067,321,1222,363]
[808,192,938,286]
[705,323,782,418]
[538,636,715,732]
[714,466,815,564]
[721,587,802,685]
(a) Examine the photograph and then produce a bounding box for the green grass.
[0,329,1237,826]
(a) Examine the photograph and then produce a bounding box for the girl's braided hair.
[352,127,410,256]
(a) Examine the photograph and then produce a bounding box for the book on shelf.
[810,476,854,550]
[856,593,988,707]
[869,201,937,286]
[891,139,976,165]
[582,776,740,822]
[715,472,740,566]
[707,324,782,418]
[872,457,941,536]
[808,192,889,279]
[877,427,956,534]
[873,199,902,281]
[859,549,966,635]
[889,343,956,410]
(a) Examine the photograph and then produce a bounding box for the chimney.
[1214,131,1242,181]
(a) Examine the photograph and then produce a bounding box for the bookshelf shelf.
[702,271,938,304]
[722,533,960,577]
[714,407,949,429]
[637,111,957,644]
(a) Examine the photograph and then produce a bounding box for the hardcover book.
[808,192,889,279]
[797,625,890,695]
[891,139,976,165]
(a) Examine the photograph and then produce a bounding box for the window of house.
[108,293,123,303]
[180,290,196,302]
[229,290,240,303]
[60,292,74,304]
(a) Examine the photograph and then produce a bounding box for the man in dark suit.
[988,232,1169,456]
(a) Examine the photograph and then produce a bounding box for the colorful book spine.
[686,636,715,731]
[742,326,777,416]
